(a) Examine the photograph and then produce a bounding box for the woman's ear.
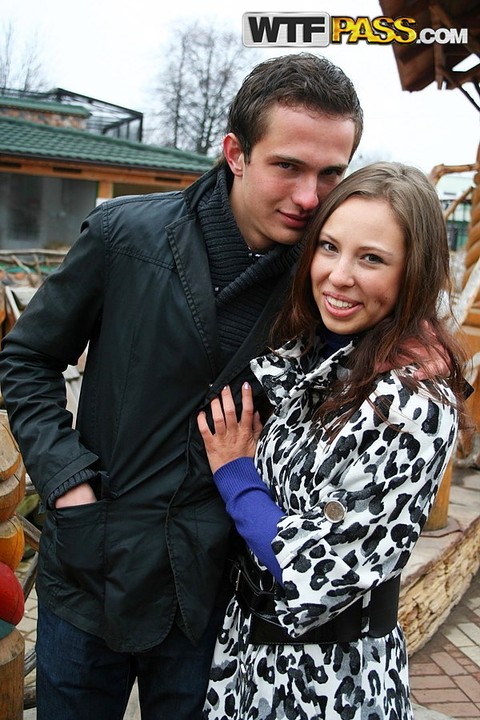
[223,133,245,177]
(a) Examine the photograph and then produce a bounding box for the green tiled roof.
[0,115,214,174]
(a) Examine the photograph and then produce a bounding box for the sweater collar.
[197,167,302,304]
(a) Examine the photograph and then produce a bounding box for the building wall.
[438,173,473,251]
[0,106,88,130]
[0,172,96,249]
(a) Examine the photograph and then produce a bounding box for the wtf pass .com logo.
[242,13,469,47]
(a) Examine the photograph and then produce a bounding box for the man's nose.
[292,178,320,211]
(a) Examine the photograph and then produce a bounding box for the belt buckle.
[229,560,242,593]
[233,564,242,592]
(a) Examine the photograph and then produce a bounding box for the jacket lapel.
[167,215,221,376]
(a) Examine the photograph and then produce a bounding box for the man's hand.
[54,482,96,508]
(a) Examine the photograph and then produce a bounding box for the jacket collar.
[170,166,302,396]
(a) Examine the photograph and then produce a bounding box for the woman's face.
[310,196,406,335]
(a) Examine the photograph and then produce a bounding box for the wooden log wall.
[462,142,480,306]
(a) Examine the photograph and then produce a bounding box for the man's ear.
[223,133,245,177]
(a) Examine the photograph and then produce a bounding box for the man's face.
[225,103,356,253]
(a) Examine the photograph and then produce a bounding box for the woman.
[197,162,468,720]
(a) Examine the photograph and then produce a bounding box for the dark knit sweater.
[198,168,301,365]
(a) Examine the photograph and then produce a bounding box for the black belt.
[229,553,400,645]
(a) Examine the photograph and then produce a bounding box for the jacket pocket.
[53,499,107,600]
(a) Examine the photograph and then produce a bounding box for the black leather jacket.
[0,167,295,651]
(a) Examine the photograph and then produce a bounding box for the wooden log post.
[0,627,24,720]
[424,143,480,530]
[424,460,453,531]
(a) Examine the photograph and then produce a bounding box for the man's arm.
[0,210,105,506]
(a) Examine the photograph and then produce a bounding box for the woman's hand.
[197,383,263,474]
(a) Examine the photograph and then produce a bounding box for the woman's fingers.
[219,385,237,426]
[197,383,259,439]
[210,396,227,432]
[197,384,260,471]
[253,410,263,440]
[197,410,213,439]
[240,382,254,421]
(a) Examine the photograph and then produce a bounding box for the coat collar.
[251,337,355,409]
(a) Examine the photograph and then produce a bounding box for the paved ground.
[409,569,480,719]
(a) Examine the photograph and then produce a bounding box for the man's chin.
[274,233,303,247]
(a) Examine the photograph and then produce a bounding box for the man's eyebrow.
[320,164,348,174]
[273,154,348,173]
[271,152,303,164]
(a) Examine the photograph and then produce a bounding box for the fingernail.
[243,382,250,389]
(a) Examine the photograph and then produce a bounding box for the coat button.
[324,499,346,523]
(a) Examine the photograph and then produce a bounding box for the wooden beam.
[97,180,113,200]
[0,156,202,190]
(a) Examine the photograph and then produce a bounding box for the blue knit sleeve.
[213,458,285,583]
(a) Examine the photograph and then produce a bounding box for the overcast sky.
[3,0,479,177]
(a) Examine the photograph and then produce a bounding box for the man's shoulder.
[94,165,219,225]
[99,189,186,220]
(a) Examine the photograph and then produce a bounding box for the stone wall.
[399,478,480,655]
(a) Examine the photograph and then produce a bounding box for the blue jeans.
[36,602,224,720]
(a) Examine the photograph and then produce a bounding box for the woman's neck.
[321,328,357,353]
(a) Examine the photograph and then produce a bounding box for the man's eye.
[323,168,343,176]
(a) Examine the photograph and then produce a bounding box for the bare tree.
[0,21,48,91]
[145,23,260,156]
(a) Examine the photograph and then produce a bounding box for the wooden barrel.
[0,468,25,524]
[0,516,25,571]
[0,415,21,481]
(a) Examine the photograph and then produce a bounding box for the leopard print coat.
[203,339,458,720]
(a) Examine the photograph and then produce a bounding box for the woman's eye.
[318,240,337,253]
[361,252,382,263]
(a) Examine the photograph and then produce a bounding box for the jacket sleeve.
[269,377,458,637]
[0,206,106,505]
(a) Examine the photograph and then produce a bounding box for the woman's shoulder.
[370,368,457,431]
[375,367,454,396]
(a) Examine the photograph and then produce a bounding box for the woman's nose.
[329,259,355,286]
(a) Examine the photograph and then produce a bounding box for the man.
[0,53,362,718]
